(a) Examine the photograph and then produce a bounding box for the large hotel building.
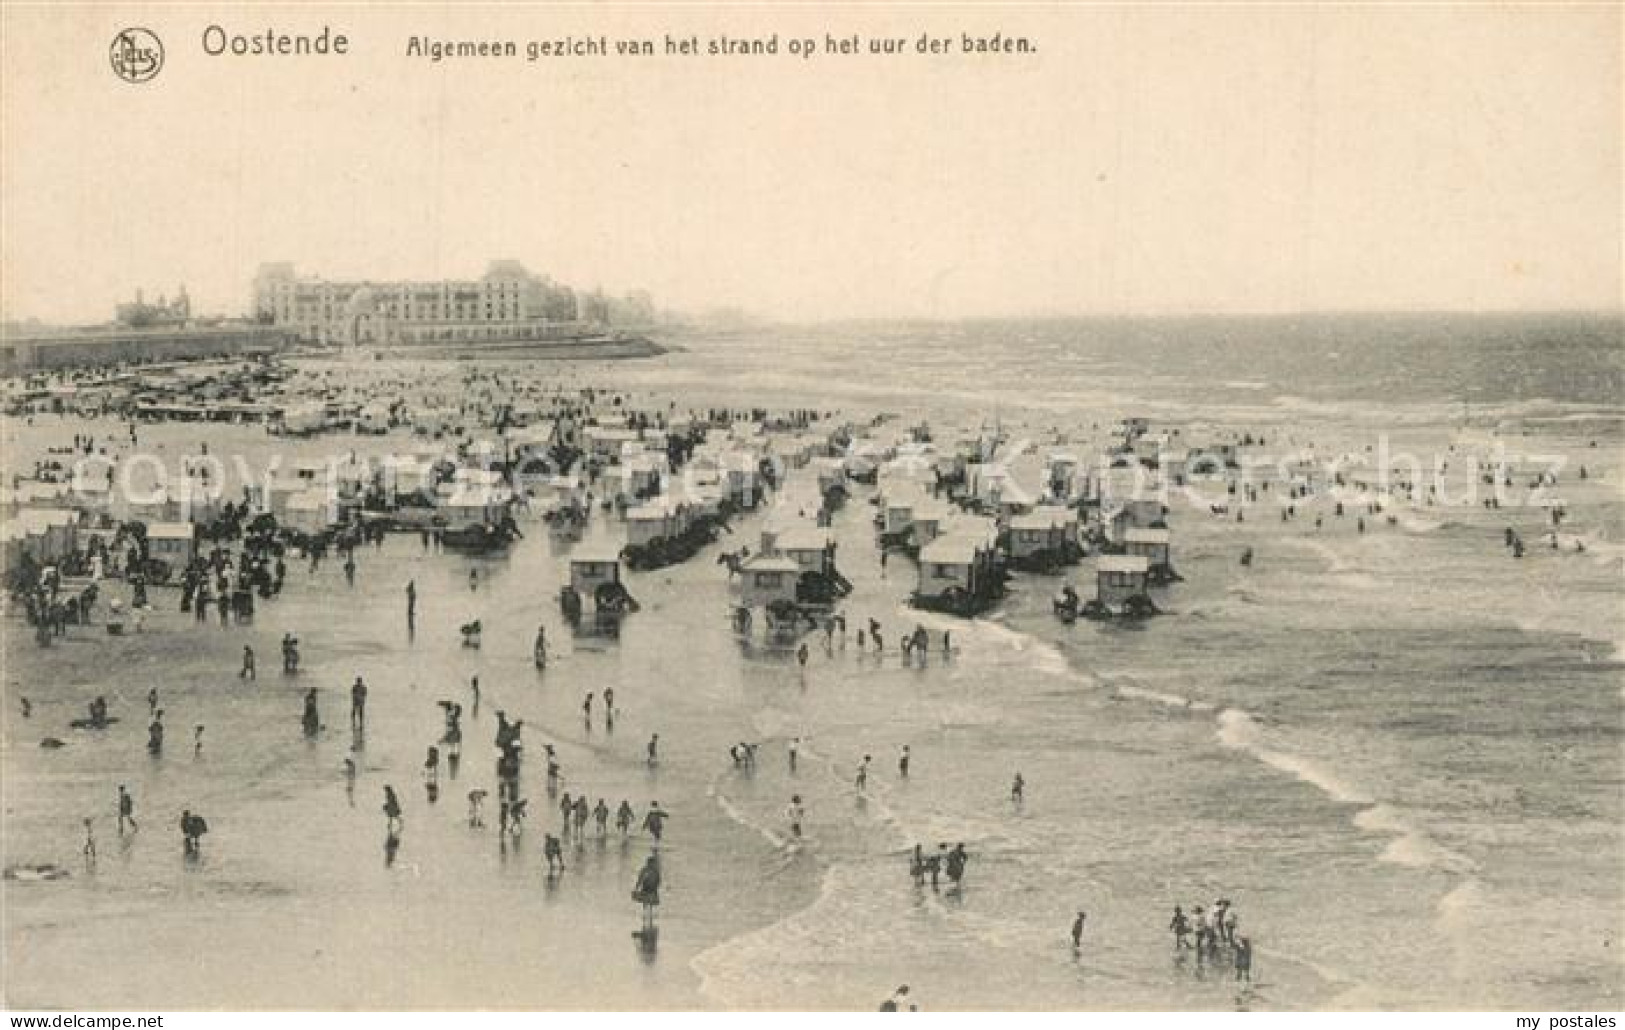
[252,261,648,346]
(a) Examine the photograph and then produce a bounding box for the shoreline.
[296,335,672,364]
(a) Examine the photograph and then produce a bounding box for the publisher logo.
[110,28,164,83]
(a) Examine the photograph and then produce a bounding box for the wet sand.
[4,324,1622,1010]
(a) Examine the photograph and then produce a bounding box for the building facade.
[1,325,293,375]
[115,286,192,329]
[252,261,588,346]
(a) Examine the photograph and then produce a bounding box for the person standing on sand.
[240,645,256,680]
[117,785,136,834]
[633,853,661,918]
[1234,937,1253,982]
[788,737,800,773]
[302,689,320,736]
[1011,771,1025,805]
[898,745,910,779]
[544,747,561,793]
[616,800,635,837]
[350,677,367,731]
[179,810,206,854]
[1170,905,1191,949]
[573,795,590,837]
[646,733,660,767]
[1071,911,1087,952]
[855,755,871,794]
[785,795,805,840]
[642,802,668,842]
[946,843,969,887]
[382,786,403,833]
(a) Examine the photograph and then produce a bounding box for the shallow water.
[4,314,1623,1010]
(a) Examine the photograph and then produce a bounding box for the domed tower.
[342,286,385,349]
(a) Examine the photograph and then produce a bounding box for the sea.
[2,312,1621,1011]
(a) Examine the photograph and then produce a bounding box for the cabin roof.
[506,422,556,443]
[743,556,802,574]
[570,545,622,567]
[1011,511,1066,531]
[1122,527,1171,544]
[1097,555,1150,574]
[442,490,502,508]
[777,527,832,552]
[146,521,195,539]
[16,507,80,529]
[919,536,981,565]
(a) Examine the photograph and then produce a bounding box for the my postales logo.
[110,28,164,83]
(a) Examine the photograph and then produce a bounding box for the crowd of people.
[5,388,1314,1007]
[1169,900,1254,982]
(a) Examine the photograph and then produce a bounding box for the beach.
[3,314,1622,1011]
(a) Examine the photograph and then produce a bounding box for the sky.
[2,3,1620,323]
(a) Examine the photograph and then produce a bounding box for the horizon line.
[749,307,1625,325]
[3,305,1622,331]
